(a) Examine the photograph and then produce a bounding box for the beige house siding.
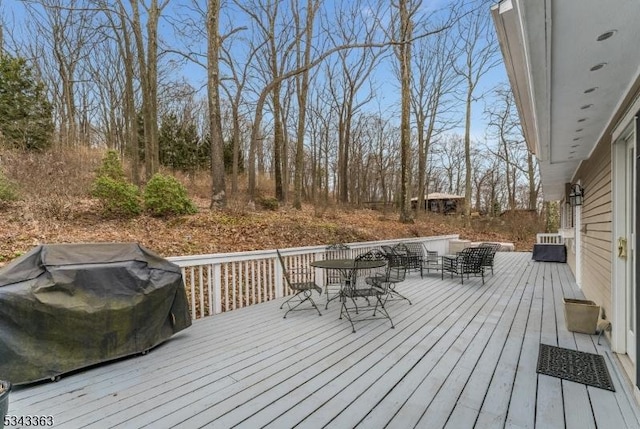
[566,239,576,273]
[574,136,613,319]
[570,78,640,324]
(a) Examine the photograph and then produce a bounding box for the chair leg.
[373,296,394,328]
[281,290,322,318]
[339,300,356,333]
[387,283,412,305]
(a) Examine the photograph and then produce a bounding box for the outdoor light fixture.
[569,183,584,207]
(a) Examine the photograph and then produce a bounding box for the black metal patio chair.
[324,243,351,309]
[392,243,422,275]
[402,242,441,278]
[339,249,393,333]
[479,242,501,275]
[369,252,410,305]
[441,246,492,285]
[277,250,323,318]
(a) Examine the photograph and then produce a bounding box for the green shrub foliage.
[0,54,53,150]
[91,176,141,217]
[159,113,209,171]
[258,197,279,211]
[91,151,140,217]
[96,150,126,181]
[143,173,197,217]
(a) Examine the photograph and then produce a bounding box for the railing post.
[314,250,325,287]
[274,255,284,299]
[213,263,222,315]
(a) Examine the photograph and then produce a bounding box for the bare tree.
[433,134,465,195]
[393,0,416,222]
[485,84,539,211]
[452,1,500,223]
[323,0,386,205]
[410,28,459,212]
[292,0,320,209]
[206,0,226,207]
[20,0,98,147]
[220,34,259,196]
[129,0,168,179]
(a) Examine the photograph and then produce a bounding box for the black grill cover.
[0,243,191,385]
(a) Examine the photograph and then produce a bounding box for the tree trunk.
[208,0,226,208]
[464,84,472,225]
[398,0,413,224]
[293,0,317,209]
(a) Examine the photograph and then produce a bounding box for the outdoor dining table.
[310,258,388,305]
[310,258,387,278]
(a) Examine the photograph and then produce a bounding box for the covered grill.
[0,243,191,385]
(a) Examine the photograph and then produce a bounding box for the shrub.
[91,151,140,217]
[91,176,141,217]
[143,173,197,217]
[0,171,18,203]
[258,196,279,211]
[95,150,126,181]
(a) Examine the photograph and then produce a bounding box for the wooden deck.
[7,252,640,428]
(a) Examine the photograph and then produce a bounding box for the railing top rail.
[167,234,459,267]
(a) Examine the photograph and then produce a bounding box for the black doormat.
[536,344,615,391]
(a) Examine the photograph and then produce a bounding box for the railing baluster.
[198,266,205,319]
[223,263,229,313]
[232,262,237,310]
[189,267,196,319]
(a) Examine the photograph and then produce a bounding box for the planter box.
[564,298,600,334]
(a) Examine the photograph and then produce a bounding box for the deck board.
[7,252,640,429]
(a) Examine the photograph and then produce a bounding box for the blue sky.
[0,0,508,142]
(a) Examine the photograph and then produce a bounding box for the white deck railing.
[167,235,458,320]
[536,233,564,244]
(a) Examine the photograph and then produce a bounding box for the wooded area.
[0,0,540,219]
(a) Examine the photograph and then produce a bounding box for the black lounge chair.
[401,242,441,277]
[479,242,501,275]
[442,246,492,284]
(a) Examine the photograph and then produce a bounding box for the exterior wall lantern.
[569,183,584,207]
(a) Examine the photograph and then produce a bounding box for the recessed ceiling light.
[568,156,574,159]
[584,87,598,94]
[576,128,583,132]
[597,30,616,41]
[573,137,581,141]
[578,118,588,122]
[581,104,593,110]
[590,63,607,71]
[569,151,576,154]
[571,144,580,148]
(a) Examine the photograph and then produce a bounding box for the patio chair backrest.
[325,243,351,259]
[478,242,501,267]
[276,250,293,288]
[459,247,488,274]
[402,242,426,259]
[277,250,312,288]
[345,249,385,289]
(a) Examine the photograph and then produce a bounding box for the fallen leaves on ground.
[0,199,534,267]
